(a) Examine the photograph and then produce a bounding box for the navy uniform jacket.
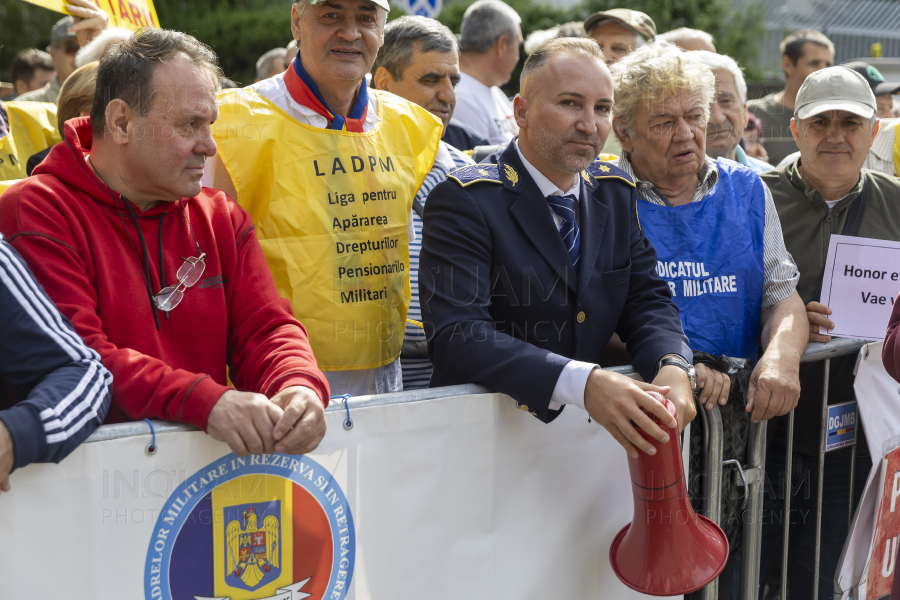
[418,141,690,422]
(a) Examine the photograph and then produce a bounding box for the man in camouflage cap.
[583,8,656,154]
[583,8,656,66]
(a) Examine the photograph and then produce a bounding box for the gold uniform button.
[519,404,529,412]
[576,311,586,323]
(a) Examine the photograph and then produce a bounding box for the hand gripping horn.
[609,391,728,596]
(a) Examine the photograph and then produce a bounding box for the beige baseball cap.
[308,0,390,12]
[795,66,876,120]
[583,9,656,42]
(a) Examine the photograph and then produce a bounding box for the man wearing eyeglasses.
[0,29,331,458]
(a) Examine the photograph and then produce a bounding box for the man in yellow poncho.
[209,0,442,396]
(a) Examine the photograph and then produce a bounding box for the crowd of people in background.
[3,0,900,597]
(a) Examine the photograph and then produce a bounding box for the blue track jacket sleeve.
[0,237,112,471]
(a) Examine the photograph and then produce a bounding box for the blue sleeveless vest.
[636,158,765,360]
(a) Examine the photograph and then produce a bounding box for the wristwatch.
[657,356,697,392]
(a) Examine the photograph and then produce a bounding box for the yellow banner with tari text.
[21,0,159,29]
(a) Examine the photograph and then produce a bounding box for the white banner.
[0,392,674,600]
[837,342,900,599]
[819,235,900,340]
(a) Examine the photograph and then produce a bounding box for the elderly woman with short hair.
[609,41,805,415]
[608,42,809,597]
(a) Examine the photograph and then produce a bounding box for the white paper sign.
[819,235,900,340]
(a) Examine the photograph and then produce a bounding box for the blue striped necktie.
[546,193,580,275]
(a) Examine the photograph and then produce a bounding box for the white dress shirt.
[514,142,595,412]
[863,118,897,177]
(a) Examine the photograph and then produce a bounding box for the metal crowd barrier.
[694,337,868,600]
[696,337,867,600]
[82,338,870,600]
[797,337,869,600]
[608,338,869,600]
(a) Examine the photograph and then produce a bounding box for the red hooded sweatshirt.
[0,118,330,429]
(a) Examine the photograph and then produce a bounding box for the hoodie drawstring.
[157,212,168,320]
[122,198,161,330]
[83,153,171,330]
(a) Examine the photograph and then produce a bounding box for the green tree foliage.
[575,0,764,78]
[0,0,295,85]
[1,0,762,89]
[440,0,764,95]
[152,0,293,85]
[0,2,61,82]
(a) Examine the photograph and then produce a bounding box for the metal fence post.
[740,419,767,600]
[848,347,864,535]
[813,358,831,600]
[781,410,795,600]
[849,440,857,536]
[698,401,724,600]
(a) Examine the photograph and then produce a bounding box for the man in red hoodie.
[0,29,331,457]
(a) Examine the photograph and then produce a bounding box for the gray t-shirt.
[748,93,798,168]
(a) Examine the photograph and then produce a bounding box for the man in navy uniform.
[419,38,695,457]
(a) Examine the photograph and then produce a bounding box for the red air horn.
[609,391,728,596]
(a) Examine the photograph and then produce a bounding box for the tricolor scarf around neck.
[284,56,369,133]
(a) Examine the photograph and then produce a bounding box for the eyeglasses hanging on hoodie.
[153,252,206,312]
[150,204,206,313]
[85,154,206,328]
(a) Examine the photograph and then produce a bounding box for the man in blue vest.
[608,42,809,596]
[609,42,808,417]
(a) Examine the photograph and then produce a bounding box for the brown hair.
[11,48,54,86]
[520,37,604,88]
[57,62,99,133]
[781,29,833,65]
[90,28,223,137]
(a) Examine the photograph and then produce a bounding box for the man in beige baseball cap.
[793,65,876,121]
[583,8,656,65]
[583,8,657,155]
[756,65,899,596]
